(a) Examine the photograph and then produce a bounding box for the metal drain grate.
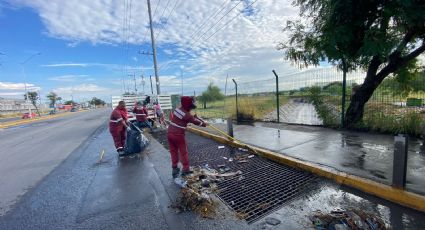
[152,130,319,223]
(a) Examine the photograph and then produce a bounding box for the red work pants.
[167,133,190,172]
[110,127,126,151]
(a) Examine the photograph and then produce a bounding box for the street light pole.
[21,52,41,117]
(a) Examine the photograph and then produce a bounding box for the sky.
[0,0,304,103]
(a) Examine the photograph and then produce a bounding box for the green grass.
[194,95,288,121]
[356,104,425,136]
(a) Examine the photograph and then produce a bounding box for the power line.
[157,0,171,25]
[140,0,162,45]
[188,0,229,40]
[203,0,260,43]
[152,0,162,19]
[155,0,179,40]
[190,0,244,45]
[121,0,129,93]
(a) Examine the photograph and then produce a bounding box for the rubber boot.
[172,167,180,178]
[181,170,194,177]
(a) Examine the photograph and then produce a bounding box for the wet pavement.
[0,109,109,216]
[199,121,425,196]
[0,125,253,230]
[1,125,424,229]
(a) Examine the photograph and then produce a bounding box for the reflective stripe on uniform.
[170,121,186,129]
[110,118,123,123]
[135,114,147,116]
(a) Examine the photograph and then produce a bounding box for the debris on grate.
[154,131,319,223]
[310,209,388,230]
[170,166,242,219]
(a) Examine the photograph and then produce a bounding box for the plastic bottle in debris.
[347,211,366,229]
[334,224,349,230]
[174,177,187,188]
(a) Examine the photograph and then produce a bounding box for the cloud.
[10,0,300,84]
[53,83,108,94]
[48,75,89,82]
[42,63,90,67]
[0,92,27,97]
[42,62,113,68]
[0,81,41,91]
[0,81,41,98]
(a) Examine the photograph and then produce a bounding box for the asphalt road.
[0,117,22,123]
[0,109,109,216]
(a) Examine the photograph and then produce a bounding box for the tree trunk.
[32,103,41,117]
[203,101,206,109]
[344,68,387,127]
[344,83,375,127]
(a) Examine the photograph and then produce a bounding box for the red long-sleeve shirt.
[168,107,206,135]
[109,107,128,131]
[133,106,149,122]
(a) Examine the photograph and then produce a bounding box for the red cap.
[181,96,196,110]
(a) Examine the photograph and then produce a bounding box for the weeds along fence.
[191,67,425,136]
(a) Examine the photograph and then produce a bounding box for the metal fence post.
[392,134,408,188]
[341,60,347,128]
[232,79,238,122]
[272,70,280,123]
[227,117,234,138]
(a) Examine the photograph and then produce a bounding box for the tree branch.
[376,41,425,81]
[365,55,382,80]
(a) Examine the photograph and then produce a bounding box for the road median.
[0,110,88,129]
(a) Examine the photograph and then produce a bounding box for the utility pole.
[129,73,137,94]
[141,74,145,94]
[147,0,160,94]
[21,52,41,116]
[150,75,154,95]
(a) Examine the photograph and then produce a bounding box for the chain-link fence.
[187,67,425,136]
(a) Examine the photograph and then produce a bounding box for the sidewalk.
[198,121,425,196]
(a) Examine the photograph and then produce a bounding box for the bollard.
[392,134,408,188]
[227,117,234,138]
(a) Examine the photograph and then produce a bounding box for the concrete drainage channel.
[151,130,319,223]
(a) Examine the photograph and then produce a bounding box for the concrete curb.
[187,126,425,213]
[0,110,88,129]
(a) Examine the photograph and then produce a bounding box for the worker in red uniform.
[133,101,153,132]
[168,96,208,178]
[109,101,129,156]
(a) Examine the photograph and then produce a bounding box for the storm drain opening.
[152,130,319,223]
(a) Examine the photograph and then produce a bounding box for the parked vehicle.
[70,107,78,112]
[22,112,36,119]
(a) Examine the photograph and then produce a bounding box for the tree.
[64,100,75,105]
[379,66,425,97]
[279,0,425,127]
[89,97,105,107]
[24,91,41,116]
[46,92,58,108]
[197,83,225,109]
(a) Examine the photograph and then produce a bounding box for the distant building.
[0,97,35,114]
